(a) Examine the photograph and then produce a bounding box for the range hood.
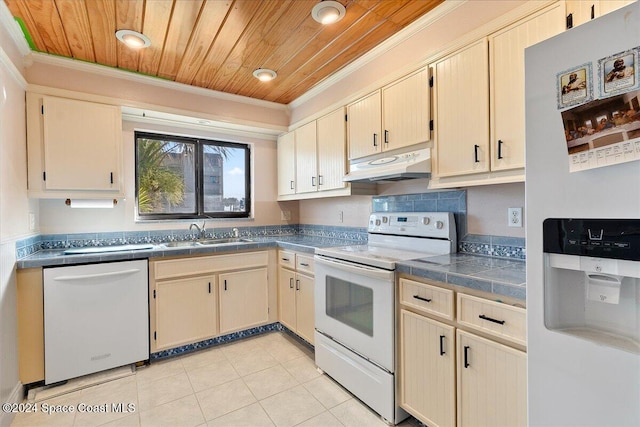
[343,147,431,182]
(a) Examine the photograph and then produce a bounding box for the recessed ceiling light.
[253,68,277,82]
[312,1,346,25]
[115,29,151,49]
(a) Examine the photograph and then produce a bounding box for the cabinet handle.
[290,180,294,190]
[464,346,470,368]
[289,277,294,289]
[224,279,227,291]
[384,129,389,144]
[311,176,316,187]
[566,13,573,29]
[281,258,290,262]
[318,175,323,186]
[474,144,480,163]
[497,140,503,159]
[296,279,300,291]
[110,172,114,184]
[413,294,432,303]
[439,335,446,356]
[373,133,378,147]
[300,263,309,267]
[479,314,505,325]
[208,282,211,294]
[590,4,595,19]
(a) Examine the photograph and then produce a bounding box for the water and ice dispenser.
[543,219,640,354]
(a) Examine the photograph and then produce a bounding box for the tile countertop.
[16,236,526,301]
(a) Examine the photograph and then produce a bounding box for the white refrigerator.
[525,2,640,426]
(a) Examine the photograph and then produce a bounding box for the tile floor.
[12,332,420,427]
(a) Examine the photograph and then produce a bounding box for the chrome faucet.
[232,227,239,238]
[189,222,206,240]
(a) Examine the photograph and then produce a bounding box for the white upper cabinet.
[433,39,490,178]
[295,121,318,194]
[317,108,348,192]
[431,2,565,187]
[490,1,566,172]
[27,93,123,198]
[348,67,430,161]
[276,131,296,196]
[382,68,431,152]
[565,0,636,28]
[347,91,382,160]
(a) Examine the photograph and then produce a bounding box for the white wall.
[0,13,35,426]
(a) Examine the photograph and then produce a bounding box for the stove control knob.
[375,219,381,226]
[422,217,431,225]
[436,220,444,230]
[382,216,388,223]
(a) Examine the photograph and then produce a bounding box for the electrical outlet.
[280,210,291,221]
[508,207,523,228]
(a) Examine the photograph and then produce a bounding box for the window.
[135,131,251,219]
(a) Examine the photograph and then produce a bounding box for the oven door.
[314,254,395,372]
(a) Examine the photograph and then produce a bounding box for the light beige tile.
[74,376,138,426]
[302,375,351,409]
[229,348,279,377]
[136,372,193,411]
[259,385,325,427]
[396,416,420,427]
[135,358,185,386]
[180,347,228,372]
[330,399,389,427]
[98,413,140,427]
[196,378,256,421]
[260,335,309,362]
[139,394,204,427]
[186,358,239,392]
[12,391,81,427]
[242,365,299,400]
[219,337,263,360]
[282,356,321,383]
[206,402,274,427]
[295,410,344,427]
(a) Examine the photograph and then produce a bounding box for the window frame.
[134,131,252,220]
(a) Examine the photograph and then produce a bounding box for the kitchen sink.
[163,238,253,248]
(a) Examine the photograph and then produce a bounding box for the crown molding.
[28,52,290,112]
[0,0,30,55]
[288,0,467,109]
[0,47,27,88]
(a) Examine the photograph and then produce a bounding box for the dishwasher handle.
[52,268,142,282]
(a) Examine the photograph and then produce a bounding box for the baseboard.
[0,382,24,427]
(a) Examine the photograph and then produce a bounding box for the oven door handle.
[314,255,394,281]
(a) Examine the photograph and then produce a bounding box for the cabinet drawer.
[153,251,268,280]
[400,278,454,320]
[296,254,315,276]
[457,293,526,345]
[278,250,296,269]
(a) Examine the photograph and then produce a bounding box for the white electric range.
[314,212,457,424]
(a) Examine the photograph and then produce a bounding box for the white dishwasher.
[43,259,149,384]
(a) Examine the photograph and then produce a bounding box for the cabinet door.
[278,267,296,332]
[347,91,382,160]
[219,268,269,334]
[295,273,315,345]
[155,276,217,351]
[598,0,636,16]
[277,131,296,196]
[317,108,347,191]
[457,330,527,427]
[565,0,598,27]
[400,310,455,427]
[42,96,121,191]
[382,68,431,151]
[490,2,565,171]
[433,39,490,177]
[295,121,318,193]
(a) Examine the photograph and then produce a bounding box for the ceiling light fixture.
[253,68,277,82]
[115,29,151,49]
[311,1,346,25]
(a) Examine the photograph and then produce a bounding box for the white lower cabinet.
[219,268,269,334]
[398,277,527,427]
[277,250,315,344]
[150,251,270,352]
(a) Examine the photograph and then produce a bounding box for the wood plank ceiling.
[5,0,444,104]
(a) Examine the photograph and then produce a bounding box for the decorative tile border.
[458,234,526,260]
[297,224,368,241]
[150,322,314,361]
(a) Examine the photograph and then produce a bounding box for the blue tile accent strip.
[149,322,314,361]
[459,234,526,260]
